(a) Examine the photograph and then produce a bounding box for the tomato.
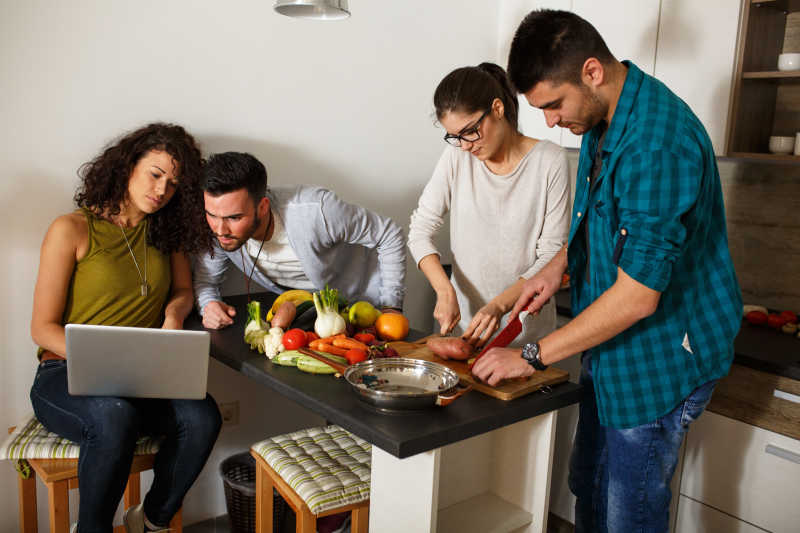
[354,332,376,344]
[779,310,798,324]
[344,349,368,365]
[305,331,320,342]
[282,329,308,350]
[767,313,786,330]
[744,311,768,326]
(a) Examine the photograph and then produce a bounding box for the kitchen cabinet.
[497,1,739,155]
[675,496,766,533]
[727,0,800,159]
[655,0,742,155]
[676,410,800,533]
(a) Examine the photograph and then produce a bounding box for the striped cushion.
[1,412,162,460]
[251,425,371,515]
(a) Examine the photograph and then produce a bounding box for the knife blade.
[468,311,528,369]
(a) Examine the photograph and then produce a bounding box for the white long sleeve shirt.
[408,141,571,343]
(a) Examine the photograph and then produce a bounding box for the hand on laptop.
[202,301,236,329]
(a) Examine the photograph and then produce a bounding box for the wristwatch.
[521,342,548,371]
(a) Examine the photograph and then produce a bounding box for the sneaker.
[70,524,77,533]
[123,503,171,533]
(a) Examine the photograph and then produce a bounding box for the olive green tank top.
[39,208,172,357]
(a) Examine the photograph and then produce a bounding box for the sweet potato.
[270,301,297,329]
[427,336,474,360]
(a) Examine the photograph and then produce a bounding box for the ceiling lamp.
[274,0,350,20]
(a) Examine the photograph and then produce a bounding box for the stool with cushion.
[250,425,371,533]
[2,413,182,533]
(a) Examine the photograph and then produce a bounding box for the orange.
[374,312,410,341]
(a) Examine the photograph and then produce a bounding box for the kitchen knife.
[468,311,528,369]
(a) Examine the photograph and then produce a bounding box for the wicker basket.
[221,452,287,533]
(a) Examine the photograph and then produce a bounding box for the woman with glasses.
[408,62,570,348]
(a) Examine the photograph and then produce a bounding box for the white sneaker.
[122,503,171,532]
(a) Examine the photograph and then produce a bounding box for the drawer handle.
[765,444,800,465]
[773,389,800,404]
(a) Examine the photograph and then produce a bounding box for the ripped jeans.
[569,354,717,533]
[30,359,221,533]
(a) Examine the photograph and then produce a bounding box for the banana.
[267,290,313,321]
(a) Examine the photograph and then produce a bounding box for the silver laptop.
[66,324,210,400]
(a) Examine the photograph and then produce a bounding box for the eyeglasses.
[443,107,492,147]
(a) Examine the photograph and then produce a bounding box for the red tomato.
[344,349,368,365]
[744,311,768,326]
[305,331,320,342]
[353,332,376,344]
[779,310,798,324]
[282,329,308,350]
[767,314,786,330]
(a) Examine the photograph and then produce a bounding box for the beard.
[216,213,261,252]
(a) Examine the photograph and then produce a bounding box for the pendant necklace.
[240,211,273,302]
[118,220,148,297]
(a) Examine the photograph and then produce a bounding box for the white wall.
[0,0,499,529]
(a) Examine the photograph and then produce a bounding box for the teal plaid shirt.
[569,62,742,428]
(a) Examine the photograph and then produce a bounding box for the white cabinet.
[675,496,766,533]
[677,411,800,533]
[655,0,741,155]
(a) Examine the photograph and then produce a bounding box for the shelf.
[437,492,532,533]
[743,70,800,79]
[752,0,800,13]
[729,151,800,161]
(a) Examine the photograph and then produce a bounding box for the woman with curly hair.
[29,123,221,533]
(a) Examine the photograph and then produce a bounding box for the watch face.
[522,342,540,362]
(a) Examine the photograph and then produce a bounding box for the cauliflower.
[262,327,286,359]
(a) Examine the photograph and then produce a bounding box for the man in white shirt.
[194,152,406,329]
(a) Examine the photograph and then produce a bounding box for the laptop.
[66,324,210,400]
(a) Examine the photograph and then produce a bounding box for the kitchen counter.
[187,291,582,533]
[555,289,800,381]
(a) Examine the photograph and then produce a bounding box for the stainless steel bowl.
[344,358,461,410]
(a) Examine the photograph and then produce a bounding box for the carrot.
[308,333,346,351]
[332,337,370,352]
[314,343,349,357]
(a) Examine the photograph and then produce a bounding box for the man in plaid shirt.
[472,9,742,532]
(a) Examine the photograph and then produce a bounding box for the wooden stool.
[250,426,371,533]
[9,426,182,533]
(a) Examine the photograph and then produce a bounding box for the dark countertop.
[187,292,582,459]
[555,289,800,381]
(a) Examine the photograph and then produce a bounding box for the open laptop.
[66,324,210,400]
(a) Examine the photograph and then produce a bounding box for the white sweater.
[408,140,571,344]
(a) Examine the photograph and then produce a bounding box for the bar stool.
[250,425,371,533]
[3,413,182,533]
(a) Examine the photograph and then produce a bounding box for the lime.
[348,301,381,328]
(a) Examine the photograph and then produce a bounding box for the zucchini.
[273,350,303,367]
[294,300,314,317]
[296,355,337,374]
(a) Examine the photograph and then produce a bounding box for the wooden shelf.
[729,151,800,161]
[743,70,800,79]
[752,0,800,13]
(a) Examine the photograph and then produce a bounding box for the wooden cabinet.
[727,0,800,159]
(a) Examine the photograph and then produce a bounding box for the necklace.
[240,211,274,302]
[117,221,148,297]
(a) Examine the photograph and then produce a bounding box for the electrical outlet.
[219,401,239,426]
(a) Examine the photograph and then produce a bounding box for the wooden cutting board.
[388,340,569,401]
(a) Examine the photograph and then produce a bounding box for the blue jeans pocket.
[680,379,717,427]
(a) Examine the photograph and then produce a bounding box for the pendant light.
[274,0,350,20]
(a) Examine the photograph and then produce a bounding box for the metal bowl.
[344,358,460,410]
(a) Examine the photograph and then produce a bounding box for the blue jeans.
[569,355,717,533]
[30,360,222,533]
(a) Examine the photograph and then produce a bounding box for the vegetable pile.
[743,304,800,338]
[243,285,406,375]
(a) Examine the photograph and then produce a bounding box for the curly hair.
[74,123,213,255]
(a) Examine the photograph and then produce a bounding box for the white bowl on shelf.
[777,53,800,71]
[768,135,795,154]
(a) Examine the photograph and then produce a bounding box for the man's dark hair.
[507,9,615,94]
[434,62,519,130]
[202,152,267,203]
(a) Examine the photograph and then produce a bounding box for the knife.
[468,311,528,370]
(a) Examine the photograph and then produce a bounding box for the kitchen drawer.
[707,363,800,441]
[674,495,765,533]
[681,411,800,533]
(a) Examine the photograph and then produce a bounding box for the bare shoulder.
[43,211,89,257]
